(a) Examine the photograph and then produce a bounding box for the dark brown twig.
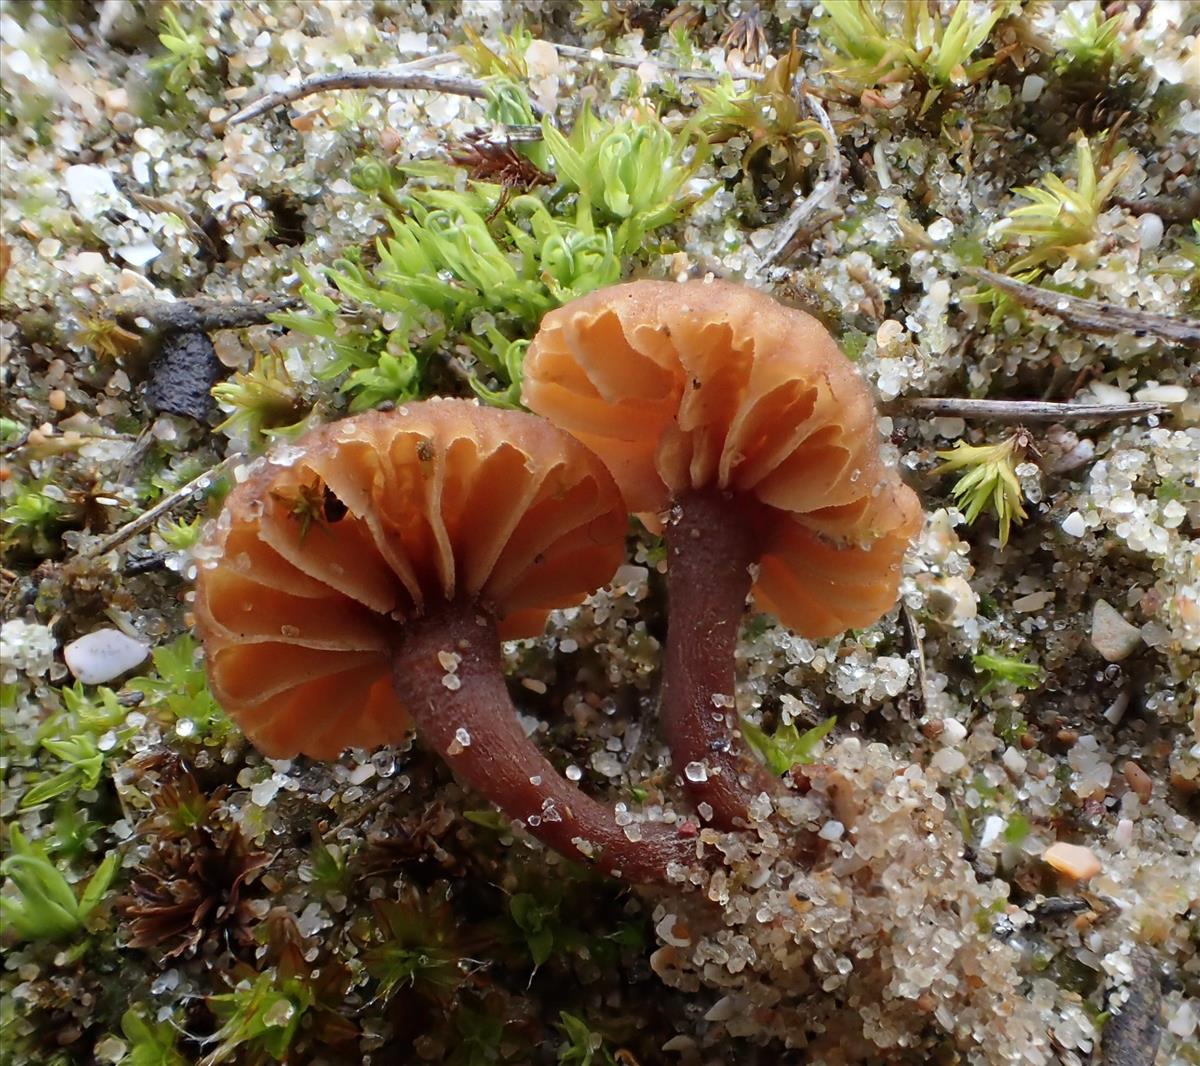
[969,268,1200,346]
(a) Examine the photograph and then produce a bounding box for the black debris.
[143,329,223,421]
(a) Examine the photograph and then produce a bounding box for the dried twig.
[226,68,514,127]
[81,458,234,559]
[111,296,298,333]
[970,268,1200,346]
[900,397,1170,422]
[901,604,929,716]
[549,41,757,82]
[760,90,843,266]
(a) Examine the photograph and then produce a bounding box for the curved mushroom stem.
[392,603,698,884]
[661,487,777,829]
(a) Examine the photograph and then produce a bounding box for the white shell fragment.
[1091,600,1143,663]
[63,627,149,684]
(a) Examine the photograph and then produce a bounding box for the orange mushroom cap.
[194,399,627,759]
[523,279,923,638]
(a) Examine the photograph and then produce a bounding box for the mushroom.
[194,399,695,883]
[523,279,922,829]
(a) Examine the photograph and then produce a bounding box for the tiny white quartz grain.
[1020,74,1045,101]
[939,717,967,745]
[1114,818,1134,848]
[1134,383,1187,404]
[64,627,149,684]
[818,820,845,841]
[1061,511,1087,537]
[1002,747,1027,776]
[1168,1000,1197,1037]
[1137,212,1164,250]
[931,748,967,774]
[979,815,1005,849]
[65,164,120,221]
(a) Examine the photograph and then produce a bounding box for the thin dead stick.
[760,90,843,266]
[550,41,760,82]
[900,398,1169,422]
[901,604,929,717]
[226,68,505,127]
[111,296,298,333]
[82,458,234,558]
[970,268,1200,346]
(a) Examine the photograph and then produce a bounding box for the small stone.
[1092,600,1142,662]
[65,164,120,222]
[94,1035,127,1063]
[1014,590,1054,613]
[818,820,845,841]
[64,628,149,684]
[1043,841,1101,881]
[1132,384,1187,405]
[1020,74,1046,102]
[931,748,966,774]
[939,717,967,745]
[116,240,161,267]
[979,815,1005,849]
[1136,213,1164,251]
[1122,761,1153,804]
[1061,511,1087,537]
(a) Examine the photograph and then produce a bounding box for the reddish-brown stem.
[392,603,699,884]
[662,487,777,829]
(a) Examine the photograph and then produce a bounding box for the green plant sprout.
[158,514,204,550]
[128,634,230,741]
[1057,7,1125,73]
[453,24,531,81]
[935,432,1030,546]
[995,135,1133,275]
[509,891,558,968]
[0,826,120,941]
[2,483,63,558]
[741,714,837,776]
[58,679,127,735]
[695,41,830,188]
[363,890,461,1006]
[120,1007,188,1066]
[20,733,104,809]
[540,103,709,244]
[202,971,312,1066]
[149,7,210,95]
[278,188,620,410]
[557,1012,616,1066]
[816,0,1012,111]
[76,315,143,361]
[973,651,1043,694]
[211,352,308,443]
[0,417,24,444]
[463,332,528,409]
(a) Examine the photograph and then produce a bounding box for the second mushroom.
[523,279,922,830]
